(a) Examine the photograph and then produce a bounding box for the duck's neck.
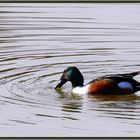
[68,68,84,88]
[71,77,84,88]
[71,82,84,88]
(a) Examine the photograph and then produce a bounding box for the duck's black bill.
[54,79,67,89]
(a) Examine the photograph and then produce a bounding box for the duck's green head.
[55,66,84,89]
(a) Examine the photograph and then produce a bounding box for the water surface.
[0,3,140,137]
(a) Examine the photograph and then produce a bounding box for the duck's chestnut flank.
[55,66,140,95]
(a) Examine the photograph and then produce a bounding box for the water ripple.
[0,3,140,137]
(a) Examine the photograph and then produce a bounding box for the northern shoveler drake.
[54,66,140,95]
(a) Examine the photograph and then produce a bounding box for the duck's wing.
[88,71,140,84]
[117,71,140,78]
[100,71,140,80]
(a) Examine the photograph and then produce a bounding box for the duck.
[54,66,140,95]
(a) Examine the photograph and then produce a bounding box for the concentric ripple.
[0,3,140,137]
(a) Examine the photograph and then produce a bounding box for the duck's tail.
[119,71,140,92]
[125,71,140,92]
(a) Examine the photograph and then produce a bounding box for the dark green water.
[0,3,140,136]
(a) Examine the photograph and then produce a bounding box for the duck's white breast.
[72,85,90,95]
